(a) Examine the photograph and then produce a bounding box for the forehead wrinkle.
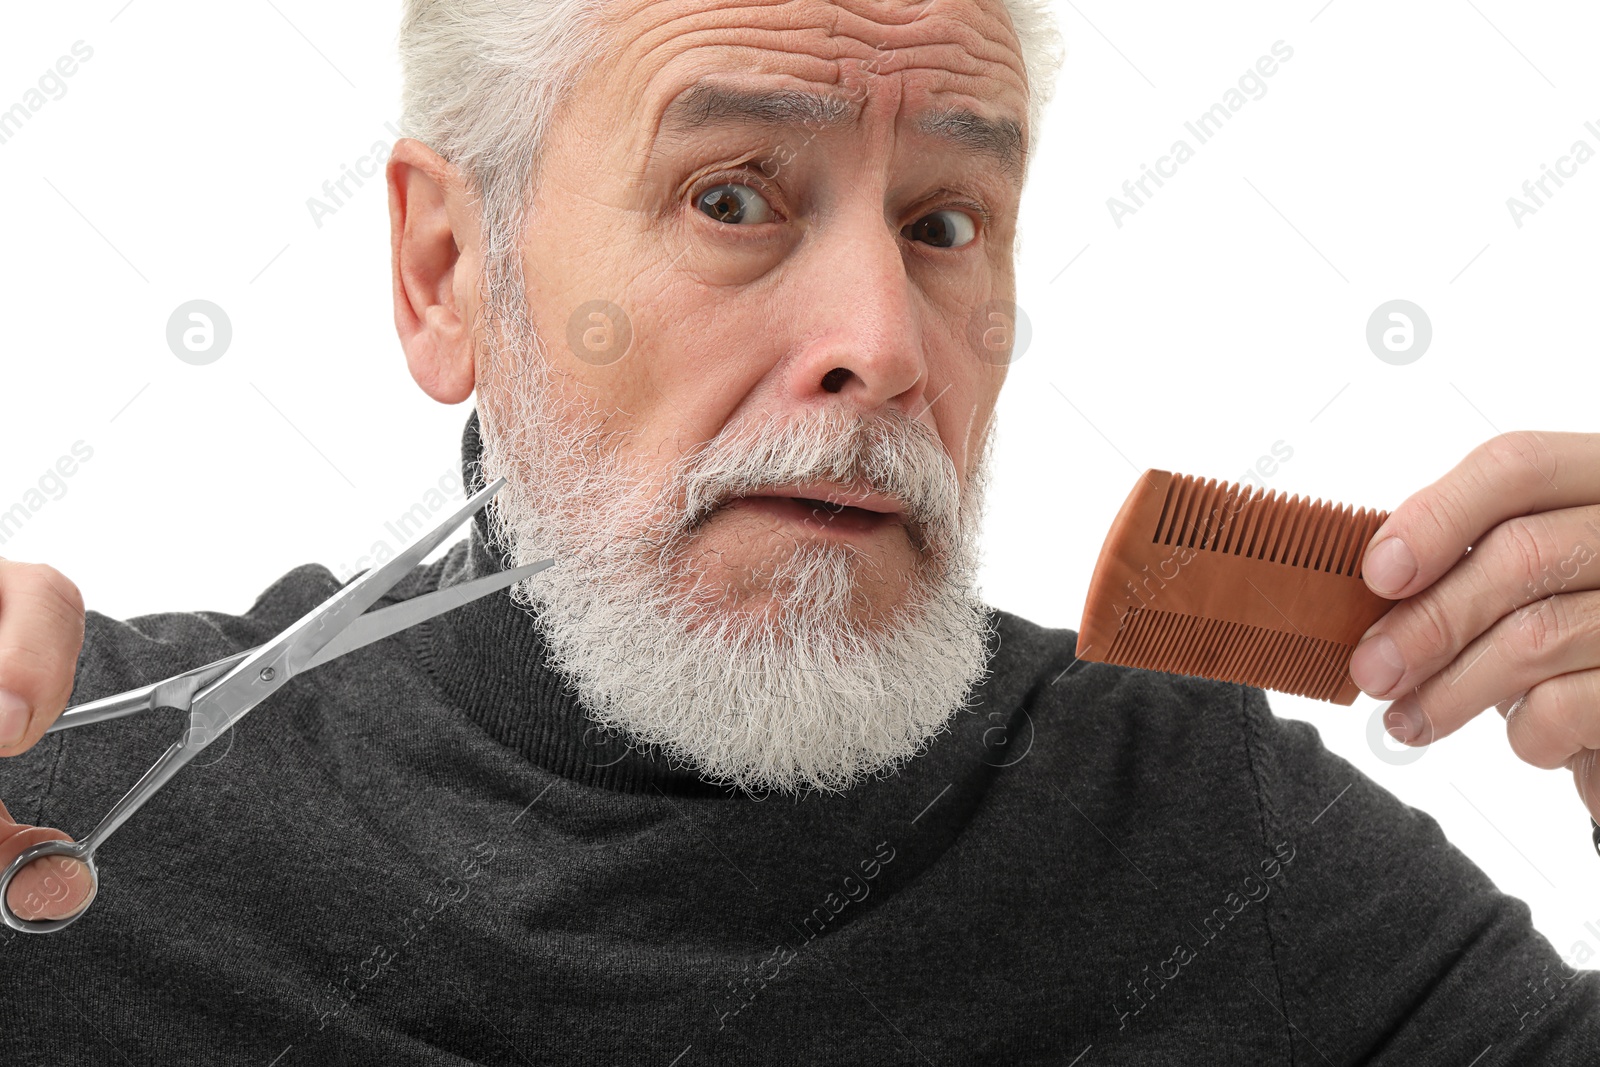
[661,82,856,134]
[612,2,1031,191]
[650,81,1025,190]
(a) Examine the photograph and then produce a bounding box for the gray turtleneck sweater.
[2,411,1596,1065]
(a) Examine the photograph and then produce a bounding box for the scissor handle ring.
[0,838,99,935]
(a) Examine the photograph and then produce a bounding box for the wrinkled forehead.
[587,0,1031,175]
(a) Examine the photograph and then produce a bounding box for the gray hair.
[398,0,1064,352]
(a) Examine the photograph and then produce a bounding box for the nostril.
[820,367,851,393]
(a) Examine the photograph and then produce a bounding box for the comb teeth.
[1076,470,1394,705]
[1106,609,1360,703]
[1152,473,1389,578]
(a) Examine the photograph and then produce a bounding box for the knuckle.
[1478,431,1527,468]
[1404,593,1460,665]
[17,563,85,619]
[1502,593,1572,664]
[1403,487,1474,549]
[1575,748,1600,812]
[1495,515,1557,598]
[1513,682,1586,769]
[5,567,86,644]
[1481,431,1559,495]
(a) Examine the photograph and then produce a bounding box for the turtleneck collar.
[407,408,730,796]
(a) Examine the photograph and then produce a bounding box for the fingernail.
[0,689,29,746]
[1364,537,1417,596]
[1349,633,1406,696]
[1385,696,1423,744]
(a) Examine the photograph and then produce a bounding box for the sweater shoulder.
[0,559,350,826]
[986,607,1600,1058]
[68,561,346,708]
[984,605,1260,780]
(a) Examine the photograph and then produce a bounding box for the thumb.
[0,561,87,752]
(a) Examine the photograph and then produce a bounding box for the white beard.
[472,297,998,798]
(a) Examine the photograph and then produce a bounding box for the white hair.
[398,0,1065,315]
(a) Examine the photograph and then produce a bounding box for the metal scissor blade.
[47,658,239,733]
[184,477,511,745]
[303,556,555,669]
[281,476,517,680]
[46,553,556,735]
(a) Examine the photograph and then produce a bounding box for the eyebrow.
[658,83,1027,186]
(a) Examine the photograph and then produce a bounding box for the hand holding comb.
[1076,470,1393,705]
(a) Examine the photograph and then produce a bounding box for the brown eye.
[695,183,774,225]
[902,209,977,248]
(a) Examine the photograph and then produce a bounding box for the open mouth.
[792,496,873,517]
[724,491,903,536]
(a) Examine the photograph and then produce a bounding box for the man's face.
[461,0,1030,795]
[495,0,1028,625]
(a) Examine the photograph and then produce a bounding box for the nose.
[781,204,930,419]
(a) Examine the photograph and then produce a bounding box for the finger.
[1568,747,1600,824]
[1504,669,1600,770]
[1359,431,1600,600]
[1494,689,1528,719]
[0,820,95,922]
[0,561,87,754]
[1349,503,1600,699]
[1380,588,1600,746]
[1561,751,1600,825]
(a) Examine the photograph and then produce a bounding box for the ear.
[387,137,482,405]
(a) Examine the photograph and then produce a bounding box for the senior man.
[4,0,1600,1062]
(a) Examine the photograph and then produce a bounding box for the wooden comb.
[1075,470,1394,704]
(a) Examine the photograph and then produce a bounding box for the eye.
[695,182,774,225]
[902,209,978,249]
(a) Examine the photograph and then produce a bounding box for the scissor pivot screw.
[259,667,276,682]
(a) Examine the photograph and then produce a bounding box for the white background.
[2,1,1597,966]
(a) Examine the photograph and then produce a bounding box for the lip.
[740,482,905,518]
[718,482,909,539]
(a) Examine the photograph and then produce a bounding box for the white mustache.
[666,407,963,557]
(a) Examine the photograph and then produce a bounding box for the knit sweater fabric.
[2,410,1597,1065]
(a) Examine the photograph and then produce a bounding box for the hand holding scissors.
[0,476,553,934]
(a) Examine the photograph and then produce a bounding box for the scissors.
[0,475,554,935]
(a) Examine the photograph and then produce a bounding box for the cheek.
[542,284,780,462]
[954,393,998,483]
[922,338,1002,480]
